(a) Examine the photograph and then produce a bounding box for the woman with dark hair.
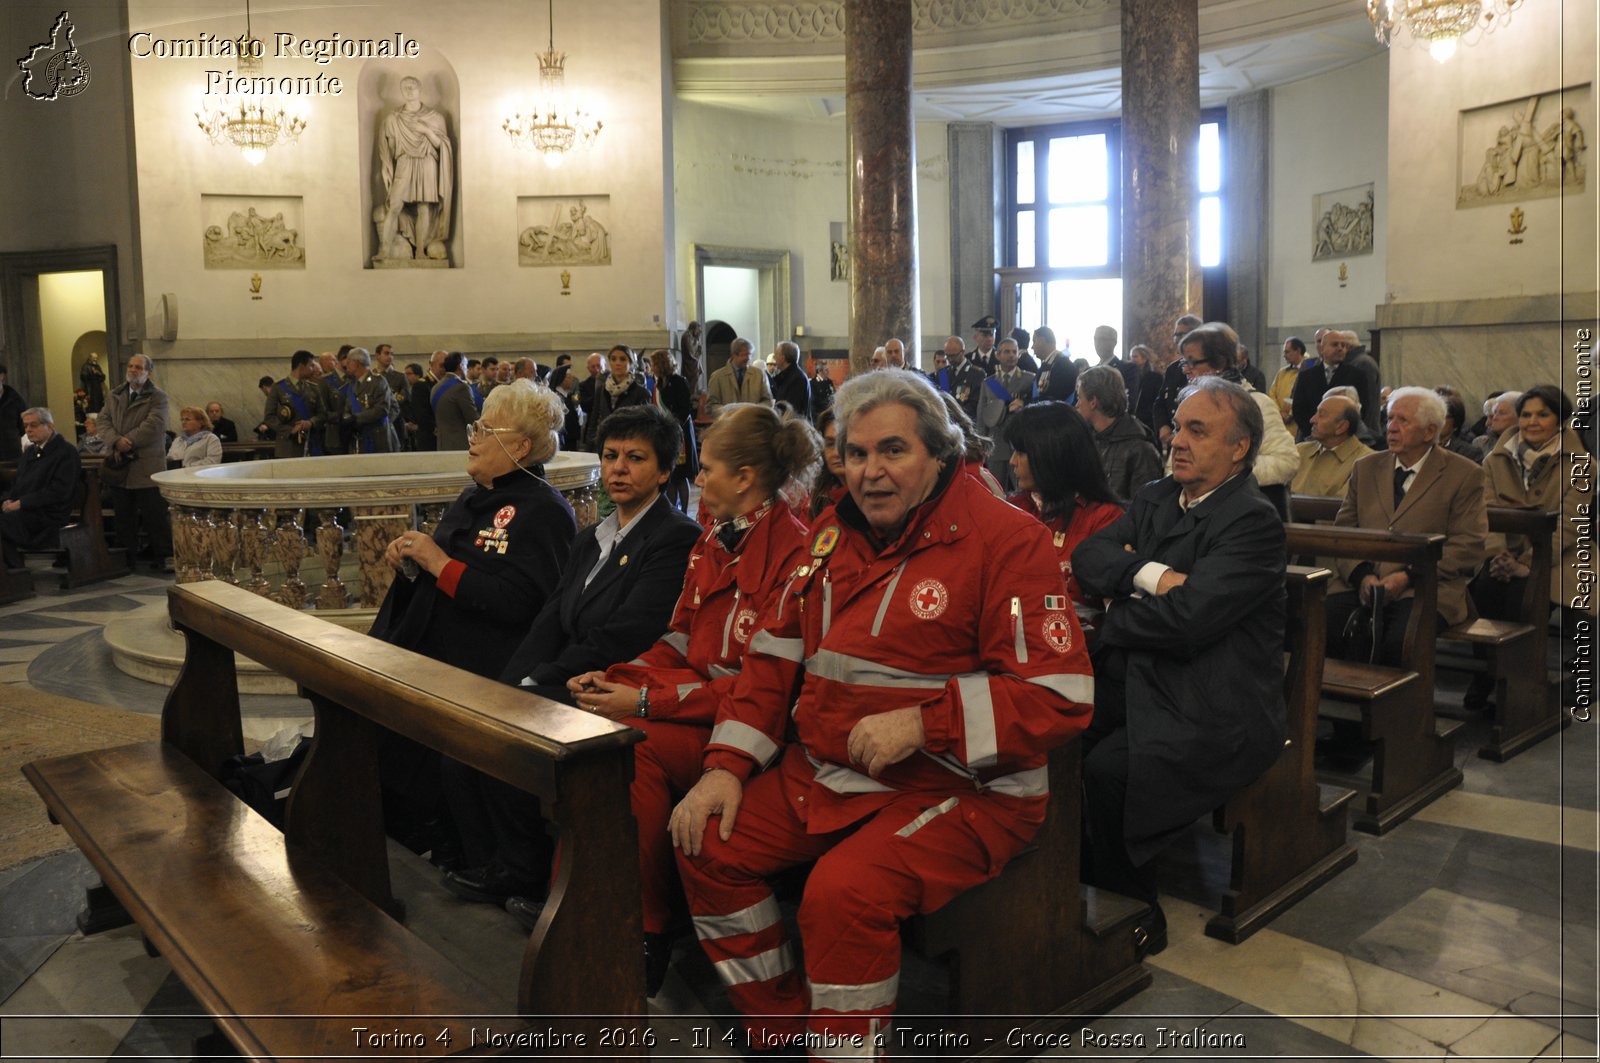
[585,344,649,450]
[809,406,847,518]
[647,347,698,512]
[560,403,818,995]
[1004,401,1123,607]
[1475,384,1593,627]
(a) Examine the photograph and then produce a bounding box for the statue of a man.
[376,76,454,263]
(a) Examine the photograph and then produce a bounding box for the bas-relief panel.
[201,196,305,270]
[1456,85,1590,209]
[517,196,611,267]
[1312,184,1374,261]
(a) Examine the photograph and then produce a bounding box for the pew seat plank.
[1321,661,1414,702]
[25,741,502,1063]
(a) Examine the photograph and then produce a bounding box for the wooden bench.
[1295,495,1563,762]
[0,458,130,599]
[221,440,277,462]
[1207,565,1358,942]
[902,739,1152,1050]
[25,580,647,1059]
[1282,524,1463,834]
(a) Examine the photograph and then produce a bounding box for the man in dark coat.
[204,403,239,444]
[1152,314,1203,449]
[808,361,835,424]
[431,352,480,452]
[442,404,700,906]
[2,407,80,567]
[1073,376,1286,957]
[768,341,811,421]
[405,363,435,451]
[1029,326,1077,403]
[0,364,29,461]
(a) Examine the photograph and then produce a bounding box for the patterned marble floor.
[0,561,1596,1061]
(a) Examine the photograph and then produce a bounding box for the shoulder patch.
[811,525,840,558]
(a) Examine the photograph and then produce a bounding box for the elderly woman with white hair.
[373,379,576,677]
[371,379,578,855]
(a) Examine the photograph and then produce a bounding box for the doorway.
[0,247,122,440]
[692,245,790,362]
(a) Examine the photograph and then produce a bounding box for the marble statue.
[374,76,454,267]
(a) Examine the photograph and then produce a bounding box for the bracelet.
[636,685,650,718]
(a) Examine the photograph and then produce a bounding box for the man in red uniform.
[671,369,1094,1057]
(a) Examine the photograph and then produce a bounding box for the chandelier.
[502,0,602,166]
[1366,0,1525,63]
[194,0,306,164]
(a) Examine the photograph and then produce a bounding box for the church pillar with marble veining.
[1227,89,1270,364]
[1121,0,1201,360]
[846,0,919,371]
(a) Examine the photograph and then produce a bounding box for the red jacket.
[607,500,811,724]
[1008,493,1123,606]
[704,467,1095,838]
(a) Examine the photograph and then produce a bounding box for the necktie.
[735,367,745,390]
[1393,465,1412,508]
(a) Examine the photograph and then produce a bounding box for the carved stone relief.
[1311,184,1374,261]
[1456,85,1589,209]
[518,196,611,267]
[201,195,305,269]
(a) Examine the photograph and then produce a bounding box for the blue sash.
[470,383,483,411]
[277,379,322,456]
[935,368,951,393]
[431,376,462,414]
[984,376,1013,403]
[342,379,389,455]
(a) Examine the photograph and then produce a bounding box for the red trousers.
[631,719,709,934]
[676,746,1013,1060]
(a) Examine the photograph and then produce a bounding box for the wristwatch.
[636,685,650,718]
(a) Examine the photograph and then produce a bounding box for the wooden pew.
[1207,565,1358,942]
[902,740,1152,1051]
[221,440,277,462]
[1282,524,1462,834]
[1295,494,1563,762]
[0,457,130,595]
[25,580,647,1060]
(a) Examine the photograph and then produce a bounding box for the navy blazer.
[2,432,81,545]
[1072,473,1286,863]
[499,493,701,687]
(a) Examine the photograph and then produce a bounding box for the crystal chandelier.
[503,0,602,166]
[194,0,306,164]
[1367,0,1525,64]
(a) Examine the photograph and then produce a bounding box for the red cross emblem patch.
[493,505,517,529]
[1043,612,1074,653]
[909,578,949,620]
[733,608,758,645]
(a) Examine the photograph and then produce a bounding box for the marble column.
[1121,0,1201,362]
[1227,89,1270,366]
[948,122,1000,341]
[846,0,919,372]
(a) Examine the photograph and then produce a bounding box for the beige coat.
[1291,435,1373,498]
[1335,445,1488,627]
[1481,426,1595,614]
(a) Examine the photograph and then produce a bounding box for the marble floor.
[0,561,1596,1061]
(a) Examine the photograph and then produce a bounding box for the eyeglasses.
[468,421,520,442]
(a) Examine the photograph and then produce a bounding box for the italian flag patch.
[1043,595,1068,611]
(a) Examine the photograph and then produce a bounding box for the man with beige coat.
[1329,387,1487,664]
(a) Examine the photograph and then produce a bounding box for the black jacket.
[211,417,239,444]
[371,470,576,679]
[2,432,80,547]
[0,385,29,461]
[499,493,701,687]
[1073,473,1286,863]
[770,364,812,421]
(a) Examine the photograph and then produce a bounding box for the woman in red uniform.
[562,402,820,995]
[1004,401,1123,607]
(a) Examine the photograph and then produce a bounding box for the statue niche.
[370,74,457,268]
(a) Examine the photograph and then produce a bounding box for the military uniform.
[932,357,987,421]
[334,372,401,453]
[264,376,327,458]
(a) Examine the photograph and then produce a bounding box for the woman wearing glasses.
[559,403,820,996]
[372,380,577,854]
[374,378,576,677]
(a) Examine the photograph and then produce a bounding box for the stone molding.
[684,0,1113,46]
[153,451,600,509]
